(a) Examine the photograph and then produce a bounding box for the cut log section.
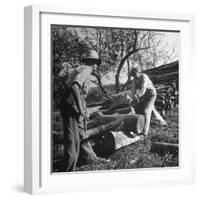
[86,113,145,141]
[86,118,123,139]
[122,114,144,133]
[111,131,143,150]
[87,114,118,129]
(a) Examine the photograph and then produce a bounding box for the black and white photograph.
[51,25,179,173]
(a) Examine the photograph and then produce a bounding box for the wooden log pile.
[84,111,145,157]
[53,111,145,160]
[144,61,179,117]
[155,83,178,117]
[86,113,145,139]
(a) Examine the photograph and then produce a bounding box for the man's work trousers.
[59,116,80,172]
[135,92,157,135]
[78,127,98,165]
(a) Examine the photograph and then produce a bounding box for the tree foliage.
[52,25,178,105]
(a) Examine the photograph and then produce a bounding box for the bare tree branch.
[91,72,111,99]
[115,31,152,92]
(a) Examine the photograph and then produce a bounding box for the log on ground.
[150,142,178,155]
[92,131,144,156]
[86,118,123,139]
[100,106,132,115]
[85,113,145,141]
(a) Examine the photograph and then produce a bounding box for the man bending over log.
[129,67,157,136]
[58,49,103,172]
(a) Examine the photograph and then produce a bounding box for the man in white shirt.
[130,67,157,136]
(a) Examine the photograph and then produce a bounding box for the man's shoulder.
[142,73,153,81]
[141,73,149,78]
[73,65,92,86]
[139,73,149,80]
[76,65,93,78]
[77,65,92,72]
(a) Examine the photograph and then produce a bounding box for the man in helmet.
[58,49,103,172]
[129,67,157,136]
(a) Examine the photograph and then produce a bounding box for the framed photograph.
[24,5,195,194]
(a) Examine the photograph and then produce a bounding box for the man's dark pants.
[59,112,80,172]
[58,85,81,172]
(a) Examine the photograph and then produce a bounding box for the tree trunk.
[115,30,151,92]
[121,59,131,91]
[115,49,136,92]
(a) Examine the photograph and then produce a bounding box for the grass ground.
[52,106,179,172]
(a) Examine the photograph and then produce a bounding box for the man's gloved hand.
[84,110,90,121]
[126,94,133,105]
[131,95,139,105]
